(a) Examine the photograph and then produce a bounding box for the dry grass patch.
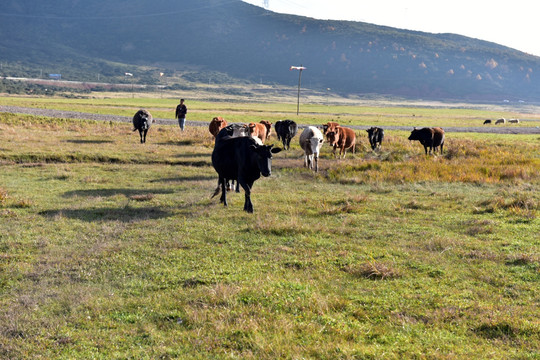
[128,193,155,202]
[0,187,8,206]
[318,195,369,215]
[462,219,496,236]
[342,261,400,280]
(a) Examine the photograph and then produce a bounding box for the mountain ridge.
[1,0,539,100]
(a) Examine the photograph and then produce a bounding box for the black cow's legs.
[239,181,253,213]
[220,177,228,206]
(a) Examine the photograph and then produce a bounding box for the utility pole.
[290,65,306,115]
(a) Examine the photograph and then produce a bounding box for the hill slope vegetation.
[1,0,540,100]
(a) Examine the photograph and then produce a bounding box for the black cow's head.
[141,116,150,130]
[408,127,420,141]
[366,127,376,149]
[251,143,282,177]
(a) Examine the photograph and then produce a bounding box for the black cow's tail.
[211,179,222,198]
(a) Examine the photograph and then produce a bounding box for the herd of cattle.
[483,117,520,125]
[207,116,445,212]
[133,110,446,212]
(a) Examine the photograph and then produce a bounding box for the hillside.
[1,0,540,100]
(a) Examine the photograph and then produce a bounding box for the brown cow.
[248,120,272,143]
[323,122,340,153]
[326,125,356,158]
[323,121,340,135]
[260,120,272,139]
[209,117,228,138]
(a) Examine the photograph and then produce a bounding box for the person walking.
[175,98,187,131]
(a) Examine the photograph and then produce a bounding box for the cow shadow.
[62,188,174,198]
[39,206,173,222]
[64,139,114,144]
[151,176,215,183]
[174,153,210,159]
[157,140,195,146]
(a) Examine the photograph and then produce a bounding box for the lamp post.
[125,72,134,97]
[290,65,306,115]
[326,88,331,106]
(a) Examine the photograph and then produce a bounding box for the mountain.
[1,0,540,100]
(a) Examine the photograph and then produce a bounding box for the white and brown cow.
[299,126,324,172]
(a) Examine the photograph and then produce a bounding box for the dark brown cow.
[326,125,356,158]
[408,127,445,155]
[209,117,228,138]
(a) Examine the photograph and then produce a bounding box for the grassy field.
[2,94,540,129]
[0,97,539,359]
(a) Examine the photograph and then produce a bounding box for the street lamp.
[125,72,134,97]
[290,65,306,115]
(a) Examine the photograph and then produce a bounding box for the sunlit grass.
[0,107,538,359]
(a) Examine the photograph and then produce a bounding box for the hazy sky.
[242,0,540,57]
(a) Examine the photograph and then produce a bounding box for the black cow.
[212,136,281,213]
[215,124,251,192]
[132,109,154,143]
[366,127,384,150]
[408,127,445,155]
[274,119,298,150]
[216,123,249,139]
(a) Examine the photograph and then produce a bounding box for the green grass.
[3,95,540,128]
[0,102,539,359]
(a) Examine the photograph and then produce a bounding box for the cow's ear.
[271,147,282,154]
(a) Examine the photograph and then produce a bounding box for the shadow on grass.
[64,139,114,144]
[39,206,173,222]
[151,176,216,183]
[157,140,195,146]
[174,153,210,159]
[62,188,174,198]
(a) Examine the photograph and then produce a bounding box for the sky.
[242,0,540,57]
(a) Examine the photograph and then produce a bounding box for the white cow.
[299,126,324,172]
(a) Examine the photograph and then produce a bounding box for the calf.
[495,118,506,125]
[274,119,298,150]
[132,109,155,144]
[366,127,384,150]
[326,125,356,158]
[248,120,272,143]
[212,136,281,213]
[209,116,228,138]
[408,127,445,155]
[299,126,324,172]
[509,118,520,124]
